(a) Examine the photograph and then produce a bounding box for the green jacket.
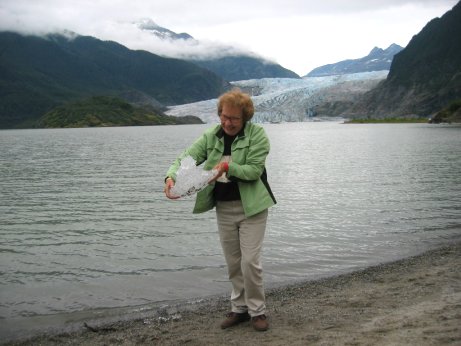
[166,122,276,217]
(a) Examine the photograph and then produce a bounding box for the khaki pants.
[216,200,268,317]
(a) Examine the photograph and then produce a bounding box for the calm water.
[1,122,461,339]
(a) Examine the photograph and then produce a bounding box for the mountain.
[344,2,461,118]
[191,56,300,81]
[136,19,300,81]
[429,99,461,123]
[136,18,193,40]
[306,44,403,77]
[0,31,230,129]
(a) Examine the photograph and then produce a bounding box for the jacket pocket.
[231,140,249,164]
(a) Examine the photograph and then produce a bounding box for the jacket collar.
[215,122,248,139]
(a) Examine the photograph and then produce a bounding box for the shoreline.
[4,241,461,345]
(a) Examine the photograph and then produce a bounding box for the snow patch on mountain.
[135,18,194,41]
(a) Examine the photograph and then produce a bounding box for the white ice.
[170,156,217,198]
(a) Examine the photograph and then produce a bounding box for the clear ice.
[170,156,217,198]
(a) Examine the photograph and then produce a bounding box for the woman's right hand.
[164,178,180,199]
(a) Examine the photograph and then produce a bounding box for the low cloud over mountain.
[134,19,300,80]
[133,18,268,62]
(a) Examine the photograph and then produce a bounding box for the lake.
[1,121,460,340]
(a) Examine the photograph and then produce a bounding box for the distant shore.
[6,241,461,346]
[344,117,429,124]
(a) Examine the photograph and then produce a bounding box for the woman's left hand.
[208,162,229,184]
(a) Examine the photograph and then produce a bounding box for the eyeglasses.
[220,114,242,123]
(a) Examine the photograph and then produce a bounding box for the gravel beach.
[5,241,460,346]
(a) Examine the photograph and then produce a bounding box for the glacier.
[166,71,388,123]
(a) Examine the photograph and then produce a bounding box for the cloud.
[0,0,457,75]
[1,0,454,35]
[119,0,458,27]
[0,0,268,61]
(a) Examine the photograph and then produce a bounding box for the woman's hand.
[164,178,180,199]
[208,162,229,184]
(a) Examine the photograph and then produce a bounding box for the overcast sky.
[0,0,458,76]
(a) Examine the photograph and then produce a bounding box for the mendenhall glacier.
[166,71,388,123]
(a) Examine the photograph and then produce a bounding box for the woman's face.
[220,104,244,136]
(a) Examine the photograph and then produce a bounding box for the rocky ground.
[5,242,460,346]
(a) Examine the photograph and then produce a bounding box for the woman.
[164,89,276,331]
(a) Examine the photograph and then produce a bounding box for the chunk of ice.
[170,156,217,198]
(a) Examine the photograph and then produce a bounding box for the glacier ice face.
[165,71,388,123]
[170,156,217,198]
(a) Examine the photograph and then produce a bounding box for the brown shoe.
[220,312,251,329]
[251,314,269,331]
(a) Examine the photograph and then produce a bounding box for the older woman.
[164,89,276,331]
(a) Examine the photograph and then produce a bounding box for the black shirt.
[213,132,241,201]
